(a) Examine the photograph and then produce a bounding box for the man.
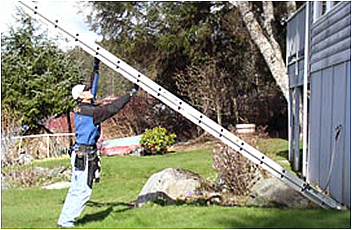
[58,58,139,228]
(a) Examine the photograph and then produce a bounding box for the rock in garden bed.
[246,178,311,208]
[135,168,223,207]
[135,168,312,209]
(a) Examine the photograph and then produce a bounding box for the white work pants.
[57,151,92,228]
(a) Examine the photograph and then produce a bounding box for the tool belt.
[74,144,96,170]
[78,144,97,152]
[73,144,101,189]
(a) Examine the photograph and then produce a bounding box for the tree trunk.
[262,1,283,62]
[231,1,289,101]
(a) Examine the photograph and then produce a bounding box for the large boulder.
[135,168,217,207]
[246,178,311,209]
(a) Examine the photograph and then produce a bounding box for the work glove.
[131,83,139,95]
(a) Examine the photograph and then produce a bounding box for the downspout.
[302,2,310,178]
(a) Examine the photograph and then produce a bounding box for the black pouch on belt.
[74,150,86,170]
[87,152,100,189]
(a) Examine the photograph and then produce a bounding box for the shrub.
[212,131,262,196]
[140,127,176,155]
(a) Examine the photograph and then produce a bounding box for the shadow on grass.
[76,200,134,226]
[75,198,350,228]
[135,191,217,207]
[277,150,289,158]
[278,149,305,173]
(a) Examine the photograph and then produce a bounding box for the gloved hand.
[131,83,139,95]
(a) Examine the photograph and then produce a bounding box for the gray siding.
[287,5,306,58]
[288,59,305,87]
[288,1,351,207]
[308,71,321,182]
[310,2,351,72]
[309,61,351,207]
[287,5,306,87]
[308,1,351,208]
[343,62,351,207]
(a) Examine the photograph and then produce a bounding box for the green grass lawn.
[2,141,351,228]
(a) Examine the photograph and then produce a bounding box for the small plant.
[211,127,267,196]
[140,127,176,155]
[212,144,259,195]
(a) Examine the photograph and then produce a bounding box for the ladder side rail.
[105,49,345,211]
[115,43,344,211]
[18,1,344,210]
[82,46,346,210]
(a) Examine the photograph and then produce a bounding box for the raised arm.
[92,84,139,125]
[90,57,100,103]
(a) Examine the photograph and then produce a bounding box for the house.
[287,1,351,208]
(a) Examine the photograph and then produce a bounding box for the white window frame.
[313,1,340,22]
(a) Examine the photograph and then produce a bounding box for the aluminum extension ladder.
[18,1,345,210]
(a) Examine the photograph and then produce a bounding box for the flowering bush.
[140,127,176,155]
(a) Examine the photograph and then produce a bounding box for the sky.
[0,1,102,50]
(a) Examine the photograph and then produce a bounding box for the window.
[321,1,327,15]
[313,1,340,22]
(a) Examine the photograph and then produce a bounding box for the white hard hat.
[72,84,86,100]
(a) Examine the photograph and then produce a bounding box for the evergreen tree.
[1,12,82,133]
